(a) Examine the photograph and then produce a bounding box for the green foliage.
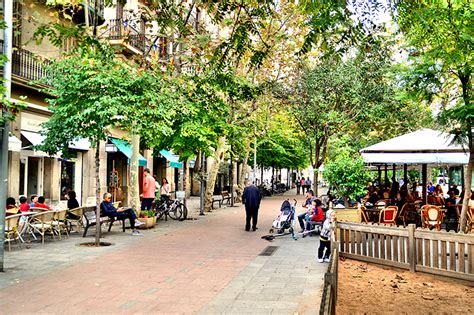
[256,113,308,170]
[394,0,473,139]
[324,153,369,201]
[37,44,175,154]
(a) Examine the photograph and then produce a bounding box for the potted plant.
[137,210,157,229]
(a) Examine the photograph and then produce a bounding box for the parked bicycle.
[153,198,187,221]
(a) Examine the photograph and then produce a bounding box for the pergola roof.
[360,129,468,165]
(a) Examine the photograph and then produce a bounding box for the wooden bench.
[82,205,126,237]
[221,191,239,206]
[211,195,222,210]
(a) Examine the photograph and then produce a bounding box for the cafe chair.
[375,200,387,210]
[66,207,84,233]
[4,214,22,251]
[30,211,56,244]
[379,206,398,225]
[358,204,369,224]
[421,205,444,231]
[466,207,474,233]
[52,209,69,239]
[398,203,409,227]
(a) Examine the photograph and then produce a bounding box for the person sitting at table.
[66,190,81,219]
[5,197,19,217]
[434,185,445,206]
[100,192,143,236]
[33,196,52,210]
[18,196,30,230]
[448,185,460,196]
[29,195,38,208]
[427,182,435,193]
[445,191,458,231]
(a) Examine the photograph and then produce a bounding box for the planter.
[137,216,156,229]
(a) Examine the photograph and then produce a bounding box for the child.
[318,209,335,263]
[29,195,38,208]
[18,196,30,230]
[305,199,324,231]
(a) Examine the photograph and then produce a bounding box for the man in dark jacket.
[242,183,262,231]
[100,193,143,236]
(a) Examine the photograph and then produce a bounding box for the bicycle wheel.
[168,203,183,220]
[180,203,188,220]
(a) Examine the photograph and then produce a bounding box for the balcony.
[105,18,147,55]
[0,40,50,88]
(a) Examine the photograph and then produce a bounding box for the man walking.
[296,177,301,195]
[141,168,156,210]
[242,182,262,232]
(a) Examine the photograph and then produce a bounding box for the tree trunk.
[182,157,189,208]
[204,137,226,211]
[313,169,319,197]
[236,144,251,202]
[95,141,101,246]
[459,148,473,232]
[130,133,140,214]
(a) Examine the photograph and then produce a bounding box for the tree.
[324,153,369,207]
[38,44,175,245]
[393,0,473,232]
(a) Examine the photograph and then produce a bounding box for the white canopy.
[21,130,91,151]
[360,129,468,165]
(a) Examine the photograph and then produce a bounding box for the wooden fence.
[319,246,338,315]
[336,222,474,282]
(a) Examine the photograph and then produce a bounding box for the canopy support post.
[422,164,427,204]
[377,166,381,187]
[392,164,396,183]
[404,164,408,184]
[384,164,388,187]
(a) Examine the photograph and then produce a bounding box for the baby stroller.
[269,199,297,234]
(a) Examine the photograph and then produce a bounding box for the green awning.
[110,138,147,167]
[159,149,182,168]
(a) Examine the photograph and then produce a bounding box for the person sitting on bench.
[100,193,143,236]
[304,199,324,232]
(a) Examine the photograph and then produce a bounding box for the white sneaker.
[132,230,143,236]
[135,220,144,227]
[318,258,323,263]
[323,258,330,263]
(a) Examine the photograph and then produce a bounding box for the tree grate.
[259,246,278,256]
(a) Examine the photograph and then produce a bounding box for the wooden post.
[422,164,427,204]
[408,224,416,272]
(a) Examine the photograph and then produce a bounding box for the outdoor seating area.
[354,128,473,233]
[3,201,129,251]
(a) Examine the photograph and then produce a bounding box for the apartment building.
[1,0,195,207]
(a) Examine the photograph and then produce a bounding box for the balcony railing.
[107,18,146,53]
[0,40,50,86]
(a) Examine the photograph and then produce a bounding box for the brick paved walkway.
[0,192,325,314]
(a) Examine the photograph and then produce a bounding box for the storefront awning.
[159,150,182,168]
[21,130,90,151]
[110,138,147,167]
[8,135,22,152]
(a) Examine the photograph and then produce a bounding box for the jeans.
[245,206,259,230]
[298,213,307,230]
[115,208,137,229]
[141,198,154,210]
[318,240,330,259]
[296,185,301,195]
